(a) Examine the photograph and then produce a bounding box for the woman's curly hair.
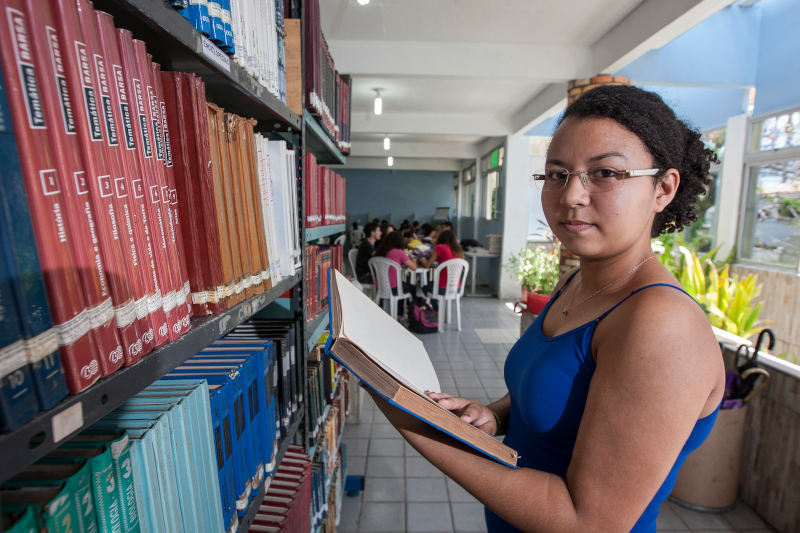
[558,85,718,237]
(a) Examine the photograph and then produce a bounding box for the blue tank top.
[486,274,720,532]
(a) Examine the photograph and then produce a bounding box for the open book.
[326,269,519,468]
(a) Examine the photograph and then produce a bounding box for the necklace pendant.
[562,310,568,316]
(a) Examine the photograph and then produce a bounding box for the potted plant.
[506,246,560,314]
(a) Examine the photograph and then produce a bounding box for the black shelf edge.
[305,309,330,355]
[304,111,346,165]
[236,414,303,533]
[0,275,300,483]
[93,0,301,132]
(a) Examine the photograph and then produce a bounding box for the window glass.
[751,110,800,151]
[462,181,476,217]
[740,159,800,269]
[485,170,499,219]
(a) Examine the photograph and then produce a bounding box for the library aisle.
[337,298,776,533]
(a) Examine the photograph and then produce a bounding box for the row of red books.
[0,0,299,394]
[304,152,346,228]
[302,0,352,154]
[249,445,312,533]
[303,245,344,323]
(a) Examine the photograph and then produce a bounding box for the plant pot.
[526,292,550,315]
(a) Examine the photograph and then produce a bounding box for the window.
[751,110,800,151]
[740,159,800,269]
[462,165,476,217]
[680,129,726,252]
[485,170,499,219]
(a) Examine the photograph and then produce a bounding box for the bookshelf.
[92,0,301,132]
[306,223,347,242]
[304,110,347,165]
[306,311,331,355]
[0,275,300,484]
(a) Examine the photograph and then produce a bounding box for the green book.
[3,506,43,533]
[0,484,77,533]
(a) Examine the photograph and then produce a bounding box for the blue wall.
[753,0,800,116]
[341,169,455,226]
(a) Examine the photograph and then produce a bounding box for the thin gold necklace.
[561,255,656,317]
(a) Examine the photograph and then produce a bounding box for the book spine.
[77,3,154,361]
[107,434,140,533]
[226,114,255,299]
[238,118,264,295]
[95,12,164,352]
[50,0,144,368]
[0,1,101,393]
[152,64,192,334]
[217,111,245,303]
[244,121,271,291]
[86,447,123,533]
[180,0,212,37]
[26,0,126,377]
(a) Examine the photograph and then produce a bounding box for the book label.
[74,171,89,195]
[39,168,61,196]
[201,35,230,72]
[74,41,102,141]
[45,26,75,134]
[93,54,117,146]
[25,328,59,363]
[52,401,84,442]
[6,8,45,129]
[132,78,152,158]
[112,64,135,150]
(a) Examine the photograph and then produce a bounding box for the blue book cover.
[206,0,225,44]
[208,383,237,531]
[162,371,250,515]
[219,0,234,52]
[0,52,66,411]
[180,0,211,36]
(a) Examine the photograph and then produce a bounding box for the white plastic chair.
[348,248,373,295]
[430,258,469,332]
[368,256,412,321]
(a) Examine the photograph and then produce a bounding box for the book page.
[331,270,441,394]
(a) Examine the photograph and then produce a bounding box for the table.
[464,251,501,296]
[404,267,430,288]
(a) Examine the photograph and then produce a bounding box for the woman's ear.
[655,168,680,213]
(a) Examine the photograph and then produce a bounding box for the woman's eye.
[591,168,620,179]
[546,170,568,181]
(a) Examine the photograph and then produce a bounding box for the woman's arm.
[419,249,438,268]
[371,289,723,532]
[404,255,418,270]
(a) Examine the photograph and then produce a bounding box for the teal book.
[3,505,42,533]
[0,484,78,533]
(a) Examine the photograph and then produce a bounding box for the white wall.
[498,135,532,299]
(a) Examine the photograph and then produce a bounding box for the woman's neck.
[576,246,656,292]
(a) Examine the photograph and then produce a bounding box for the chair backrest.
[368,256,407,298]
[433,258,469,299]
[348,248,359,278]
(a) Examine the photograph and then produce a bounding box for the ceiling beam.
[349,141,480,159]
[335,157,461,172]
[352,112,511,137]
[326,40,592,80]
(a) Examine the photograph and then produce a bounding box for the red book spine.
[153,64,192,334]
[115,29,175,345]
[0,1,101,392]
[95,11,166,350]
[139,52,183,341]
[190,74,226,313]
[159,71,208,316]
[77,1,153,362]
[50,0,143,365]
[24,0,126,375]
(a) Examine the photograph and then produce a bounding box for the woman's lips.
[562,221,594,233]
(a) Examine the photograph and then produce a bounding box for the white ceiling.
[321,0,735,170]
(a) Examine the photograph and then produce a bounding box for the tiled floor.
[338,296,778,533]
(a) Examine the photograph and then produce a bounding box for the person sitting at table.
[355,222,381,283]
[412,221,421,236]
[442,220,454,233]
[420,229,464,310]
[374,231,417,318]
[421,224,437,243]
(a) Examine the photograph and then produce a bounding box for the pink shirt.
[434,244,455,288]
[385,248,410,289]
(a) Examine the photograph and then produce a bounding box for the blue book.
[141,381,224,533]
[219,0,234,53]
[180,0,212,36]
[206,0,226,44]
[0,247,39,431]
[0,52,66,411]
[208,383,238,531]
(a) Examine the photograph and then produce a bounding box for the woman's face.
[541,117,673,260]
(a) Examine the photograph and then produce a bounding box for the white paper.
[332,269,441,394]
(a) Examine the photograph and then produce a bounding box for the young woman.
[373,230,417,317]
[370,85,725,532]
[420,230,464,309]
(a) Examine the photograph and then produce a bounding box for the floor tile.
[406,456,444,478]
[722,501,770,529]
[656,501,688,530]
[407,503,453,532]
[405,442,422,457]
[360,502,406,532]
[372,423,402,438]
[346,438,369,457]
[406,477,449,502]
[370,438,405,457]
[365,477,406,502]
[451,502,487,533]
[344,423,372,438]
[367,456,405,478]
[672,504,735,530]
[339,495,362,532]
[446,478,479,503]
[347,456,366,476]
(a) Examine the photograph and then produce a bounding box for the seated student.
[355,222,381,283]
[350,222,365,249]
[421,224,438,244]
[441,220,454,232]
[420,230,464,309]
[412,220,421,236]
[374,231,417,317]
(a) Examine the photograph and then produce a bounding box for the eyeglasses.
[531,168,662,193]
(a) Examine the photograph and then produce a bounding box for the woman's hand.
[426,392,499,436]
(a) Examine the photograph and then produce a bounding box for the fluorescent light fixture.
[357,0,369,4]
[383,135,390,150]
[373,89,383,115]
[387,156,394,167]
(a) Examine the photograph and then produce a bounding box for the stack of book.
[175,0,289,102]
[0,379,224,533]
[249,445,312,533]
[303,244,343,322]
[310,455,343,533]
[302,0,352,153]
[303,153,346,229]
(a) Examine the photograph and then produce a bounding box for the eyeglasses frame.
[531,168,663,192]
